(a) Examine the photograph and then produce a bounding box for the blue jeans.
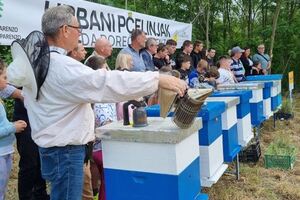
[39,145,85,200]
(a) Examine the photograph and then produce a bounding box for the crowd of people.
[0,4,272,200]
[135,37,271,88]
[115,29,271,90]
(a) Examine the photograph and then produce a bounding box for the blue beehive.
[198,102,225,146]
[198,102,228,187]
[270,81,280,111]
[146,103,224,146]
[246,75,283,111]
[246,74,283,81]
[246,81,273,119]
[205,97,241,163]
[212,90,252,119]
[211,90,253,147]
[97,118,208,200]
[217,82,265,127]
[145,105,208,199]
[262,81,273,99]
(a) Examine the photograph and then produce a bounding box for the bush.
[3,98,14,121]
[279,98,293,114]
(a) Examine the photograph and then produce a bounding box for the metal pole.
[236,154,240,180]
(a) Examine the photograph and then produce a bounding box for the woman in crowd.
[240,47,265,76]
[240,47,254,76]
[86,56,117,200]
[115,53,133,71]
[115,53,134,120]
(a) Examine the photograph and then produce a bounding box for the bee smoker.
[159,88,212,129]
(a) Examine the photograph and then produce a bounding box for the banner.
[0,0,192,48]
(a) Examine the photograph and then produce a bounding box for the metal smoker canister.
[173,89,212,129]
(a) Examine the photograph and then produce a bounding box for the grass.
[265,137,297,156]
[5,94,300,199]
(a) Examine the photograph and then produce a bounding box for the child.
[153,43,170,70]
[0,59,27,199]
[188,59,208,88]
[205,66,220,88]
[251,61,265,75]
[189,60,219,89]
[217,55,237,85]
[177,54,191,83]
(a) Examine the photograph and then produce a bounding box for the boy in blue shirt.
[189,59,219,89]
[0,59,27,199]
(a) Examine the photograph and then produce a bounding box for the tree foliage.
[88,0,300,90]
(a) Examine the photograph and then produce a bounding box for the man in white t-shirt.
[217,55,237,85]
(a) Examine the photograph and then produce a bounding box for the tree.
[2,0,299,89]
[269,0,281,72]
[205,2,210,48]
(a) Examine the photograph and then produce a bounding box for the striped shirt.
[230,58,245,82]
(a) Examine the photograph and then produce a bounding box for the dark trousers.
[15,125,49,200]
